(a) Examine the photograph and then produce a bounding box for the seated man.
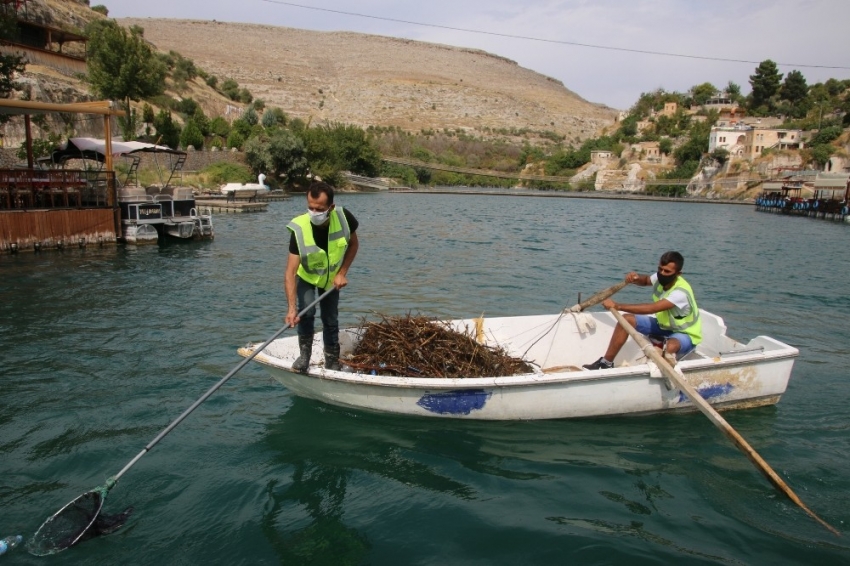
[583,251,702,370]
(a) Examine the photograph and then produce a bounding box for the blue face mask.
[308,209,330,225]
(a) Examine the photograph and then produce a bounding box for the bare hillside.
[119,18,617,141]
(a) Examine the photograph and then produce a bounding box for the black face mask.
[657,271,677,286]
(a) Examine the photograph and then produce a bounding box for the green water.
[1,193,849,564]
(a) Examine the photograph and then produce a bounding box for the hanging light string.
[257,0,850,70]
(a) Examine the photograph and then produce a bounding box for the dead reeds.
[345,313,533,378]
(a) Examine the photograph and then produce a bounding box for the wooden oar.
[607,307,840,536]
[565,280,629,313]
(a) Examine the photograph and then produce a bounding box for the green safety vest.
[652,275,702,345]
[287,207,351,290]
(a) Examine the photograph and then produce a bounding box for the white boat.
[239,309,798,420]
[220,173,270,197]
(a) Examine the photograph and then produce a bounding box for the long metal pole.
[111,287,338,482]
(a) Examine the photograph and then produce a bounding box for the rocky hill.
[3,3,618,154]
[118,18,617,142]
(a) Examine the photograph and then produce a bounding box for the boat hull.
[121,222,159,245]
[240,311,797,420]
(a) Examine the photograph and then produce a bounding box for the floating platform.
[195,199,269,214]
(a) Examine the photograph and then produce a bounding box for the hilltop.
[118,18,617,142]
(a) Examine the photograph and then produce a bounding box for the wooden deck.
[0,208,118,253]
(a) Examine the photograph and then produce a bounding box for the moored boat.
[47,138,214,243]
[239,309,798,420]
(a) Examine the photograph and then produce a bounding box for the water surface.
[1,193,849,564]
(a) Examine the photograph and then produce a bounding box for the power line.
[258,0,850,70]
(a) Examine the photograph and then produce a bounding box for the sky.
[103,0,850,110]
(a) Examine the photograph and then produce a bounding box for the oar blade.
[28,487,107,556]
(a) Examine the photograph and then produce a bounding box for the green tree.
[749,59,783,112]
[142,103,155,125]
[238,88,253,104]
[780,70,808,104]
[192,107,210,136]
[175,97,199,117]
[674,119,712,165]
[153,109,180,149]
[209,116,230,137]
[221,78,239,100]
[180,119,204,150]
[85,20,166,139]
[810,125,841,146]
[302,123,381,183]
[0,52,25,97]
[230,118,252,140]
[725,81,743,103]
[91,5,108,16]
[810,144,833,168]
[226,130,245,150]
[689,82,717,106]
[659,138,673,155]
[244,106,258,126]
[261,107,287,128]
[244,128,308,184]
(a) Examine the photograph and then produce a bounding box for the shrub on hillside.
[226,131,245,150]
[202,162,253,185]
[180,120,204,150]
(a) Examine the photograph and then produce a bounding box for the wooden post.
[104,113,114,207]
[24,114,34,169]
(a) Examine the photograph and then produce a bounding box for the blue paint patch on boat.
[678,383,734,404]
[417,389,491,415]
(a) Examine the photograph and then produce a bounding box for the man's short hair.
[659,251,684,271]
[308,181,335,205]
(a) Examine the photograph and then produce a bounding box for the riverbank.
[389,187,753,205]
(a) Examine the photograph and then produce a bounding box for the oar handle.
[607,307,840,536]
[566,280,629,313]
[111,287,339,484]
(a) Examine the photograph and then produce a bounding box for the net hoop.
[28,486,108,556]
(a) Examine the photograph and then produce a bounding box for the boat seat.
[118,187,150,202]
[171,187,193,200]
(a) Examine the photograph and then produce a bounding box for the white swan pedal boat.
[220,173,270,197]
[238,309,798,420]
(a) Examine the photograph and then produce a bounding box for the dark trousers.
[296,277,339,348]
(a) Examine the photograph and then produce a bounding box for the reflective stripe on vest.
[287,206,351,289]
[652,275,702,344]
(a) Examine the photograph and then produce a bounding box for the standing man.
[582,251,701,370]
[285,181,359,372]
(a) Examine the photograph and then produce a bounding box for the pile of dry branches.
[344,313,533,378]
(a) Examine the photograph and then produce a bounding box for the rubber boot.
[292,335,312,373]
[324,344,341,371]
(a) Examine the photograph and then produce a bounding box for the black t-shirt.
[289,207,359,255]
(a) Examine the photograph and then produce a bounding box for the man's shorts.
[634,315,695,360]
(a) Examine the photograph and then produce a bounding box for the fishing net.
[344,313,534,378]
[28,488,106,556]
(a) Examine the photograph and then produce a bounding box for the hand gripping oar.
[607,306,840,536]
[28,287,339,556]
[565,280,629,313]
